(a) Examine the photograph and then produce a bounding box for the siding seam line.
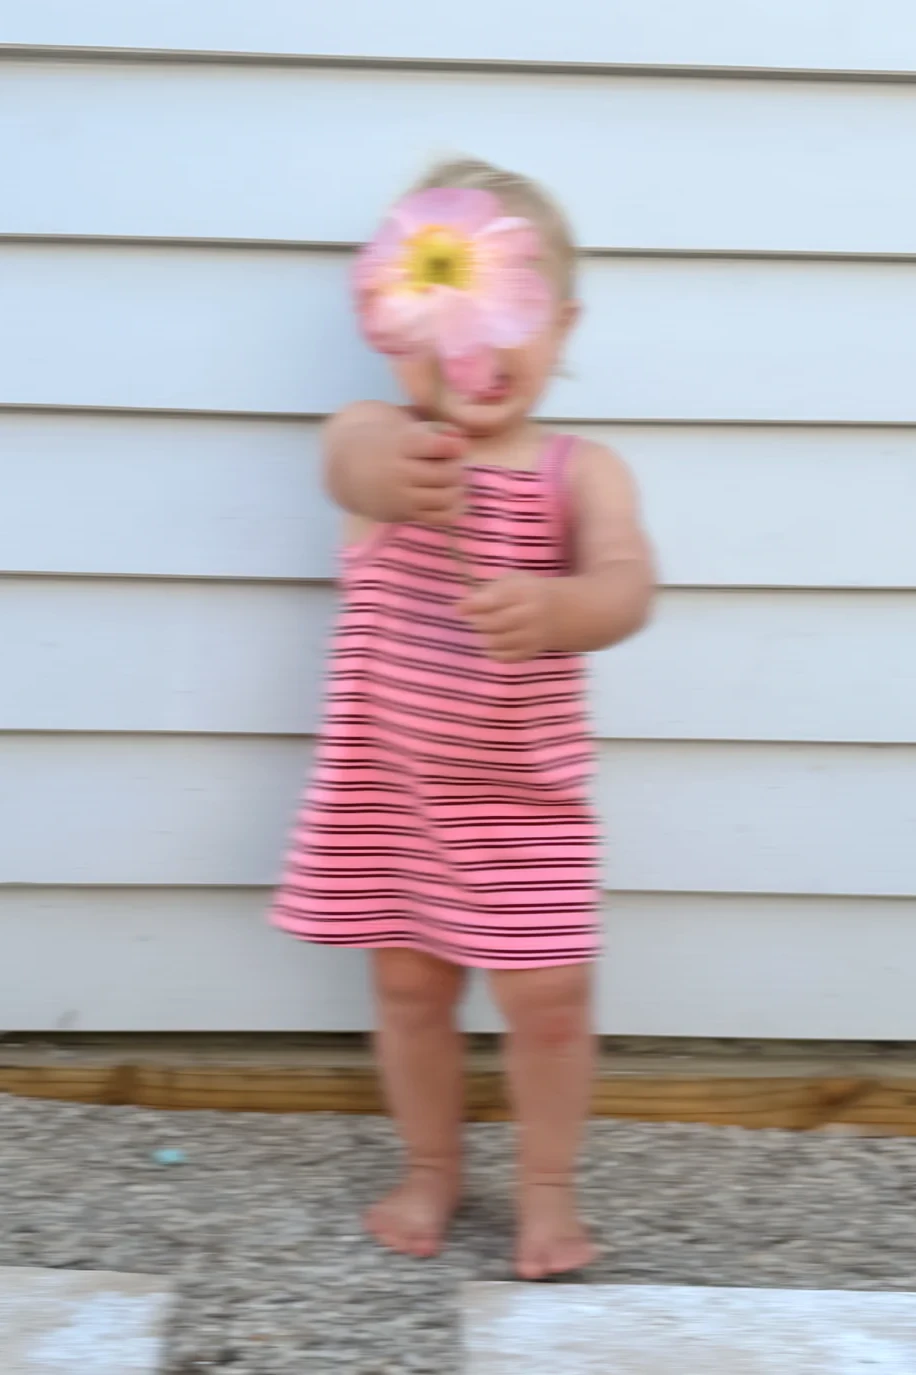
[4,234,916,266]
[2,404,916,430]
[2,729,915,749]
[4,571,916,594]
[1,883,914,903]
[2,44,915,84]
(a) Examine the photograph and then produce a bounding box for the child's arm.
[549,440,655,651]
[460,441,654,661]
[323,402,465,525]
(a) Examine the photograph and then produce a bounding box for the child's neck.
[463,420,544,471]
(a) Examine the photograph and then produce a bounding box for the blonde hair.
[410,156,577,299]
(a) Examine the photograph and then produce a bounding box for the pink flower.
[353,187,551,398]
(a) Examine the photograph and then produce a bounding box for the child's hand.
[458,574,554,663]
[325,404,467,526]
[393,421,467,526]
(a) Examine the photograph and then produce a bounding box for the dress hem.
[271,924,599,971]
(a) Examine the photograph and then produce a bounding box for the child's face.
[392,292,579,437]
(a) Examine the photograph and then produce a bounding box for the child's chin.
[445,394,519,433]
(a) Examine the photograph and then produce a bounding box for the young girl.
[271,158,654,1279]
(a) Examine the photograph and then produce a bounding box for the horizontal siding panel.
[610,743,916,900]
[4,413,915,590]
[4,579,916,744]
[3,888,916,1038]
[0,889,375,1035]
[0,578,332,735]
[600,894,916,1039]
[4,0,916,72]
[3,245,916,422]
[0,413,338,582]
[0,734,310,889]
[624,426,916,591]
[604,590,916,743]
[2,735,914,896]
[6,64,916,254]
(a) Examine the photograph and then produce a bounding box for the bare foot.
[515,1180,598,1280]
[365,1164,461,1259]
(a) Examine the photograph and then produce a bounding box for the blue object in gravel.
[151,1148,187,1166]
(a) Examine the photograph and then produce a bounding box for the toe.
[547,1236,597,1276]
[365,1207,403,1253]
[410,1232,439,1259]
[516,1244,549,1282]
[384,1226,414,1255]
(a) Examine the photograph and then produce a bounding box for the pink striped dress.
[270,431,600,968]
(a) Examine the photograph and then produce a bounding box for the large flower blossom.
[353,187,551,397]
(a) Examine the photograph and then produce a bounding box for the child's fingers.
[460,587,533,625]
[409,457,464,490]
[482,634,532,663]
[458,583,506,617]
[404,424,466,462]
[405,453,464,525]
[475,609,529,635]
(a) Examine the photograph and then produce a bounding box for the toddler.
[272,158,654,1278]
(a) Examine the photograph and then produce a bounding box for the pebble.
[151,1148,188,1167]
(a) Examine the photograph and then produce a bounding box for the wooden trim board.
[3,1038,916,1132]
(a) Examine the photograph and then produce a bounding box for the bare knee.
[491,966,592,1050]
[374,950,466,1032]
[516,1002,587,1052]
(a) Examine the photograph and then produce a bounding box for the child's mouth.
[474,373,511,404]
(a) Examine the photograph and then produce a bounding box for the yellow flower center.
[403,226,473,291]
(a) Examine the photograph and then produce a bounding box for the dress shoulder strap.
[541,433,578,564]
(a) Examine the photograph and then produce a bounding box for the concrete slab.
[463,1282,916,1374]
[0,1267,172,1374]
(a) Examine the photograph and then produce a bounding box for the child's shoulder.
[559,435,652,571]
[558,434,642,508]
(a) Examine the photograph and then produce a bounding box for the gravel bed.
[2,1095,916,1372]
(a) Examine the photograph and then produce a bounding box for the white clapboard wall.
[1,5,915,1037]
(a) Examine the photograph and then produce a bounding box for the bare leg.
[366,948,467,1257]
[490,964,597,1279]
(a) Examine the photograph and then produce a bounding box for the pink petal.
[432,289,489,357]
[473,216,543,267]
[428,290,496,397]
[352,219,407,292]
[365,212,405,257]
[443,347,497,398]
[358,289,435,354]
[475,267,553,348]
[394,187,500,236]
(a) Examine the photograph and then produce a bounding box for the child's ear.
[558,299,581,340]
